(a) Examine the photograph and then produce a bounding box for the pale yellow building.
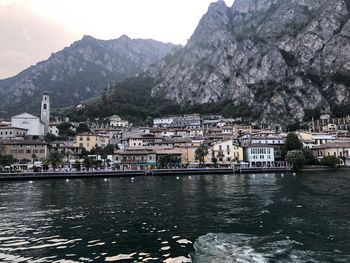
[74,133,110,151]
[174,139,209,165]
[209,140,243,164]
[312,142,350,160]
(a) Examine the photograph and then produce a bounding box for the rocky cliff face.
[0,35,176,116]
[151,0,350,124]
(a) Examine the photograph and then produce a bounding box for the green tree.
[0,154,14,170]
[158,155,181,168]
[78,148,89,158]
[321,155,342,168]
[90,146,103,155]
[76,123,90,133]
[195,144,209,166]
[302,148,319,165]
[282,133,303,159]
[83,157,94,170]
[75,160,81,171]
[212,157,218,168]
[57,122,76,138]
[44,133,58,142]
[47,152,63,169]
[102,144,115,155]
[285,150,306,171]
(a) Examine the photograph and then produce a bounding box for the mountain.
[0,35,177,116]
[149,0,350,125]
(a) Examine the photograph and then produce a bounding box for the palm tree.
[195,144,209,167]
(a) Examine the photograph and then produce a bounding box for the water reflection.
[0,172,348,262]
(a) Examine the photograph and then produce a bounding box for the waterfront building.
[0,140,49,160]
[208,140,243,164]
[49,141,84,159]
[174,139,208,165]
[243,144,277,167]
[0,127,27,140]
[312,142,350,165]
[250,137,285,161]
[74,133,110,151]
[114,146,182,169]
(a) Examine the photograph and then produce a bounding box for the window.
[43,104,47,110]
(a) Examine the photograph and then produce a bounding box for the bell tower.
[41,92,50,134]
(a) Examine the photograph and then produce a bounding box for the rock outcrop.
[151,0,350,124]
[0,35,177,116]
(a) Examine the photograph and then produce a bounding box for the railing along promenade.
[0,166,293,181]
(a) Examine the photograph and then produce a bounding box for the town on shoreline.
[0,94,349,173]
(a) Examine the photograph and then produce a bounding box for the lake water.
[0,171,349,262]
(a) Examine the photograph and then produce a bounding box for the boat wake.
[190,233,350,263]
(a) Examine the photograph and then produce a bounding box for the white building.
[109,115,129,128]
[153,117,175,128]
[244,145,275,167]
[11,113,45,136]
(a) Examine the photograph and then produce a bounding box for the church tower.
[41,92,50,134]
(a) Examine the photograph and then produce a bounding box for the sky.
[0,0,235,79]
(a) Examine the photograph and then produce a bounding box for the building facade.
[0,127,27,140]
[74,133,111,151]
[0,140,49,160]
[209,140,243,164]
[11,113,45,136]
[244,145,275,167]
[312,142,350,165]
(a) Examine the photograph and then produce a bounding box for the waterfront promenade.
[0,167,293,181]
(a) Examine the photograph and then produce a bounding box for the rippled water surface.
[0,171,349,262]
